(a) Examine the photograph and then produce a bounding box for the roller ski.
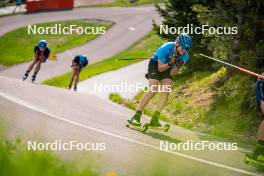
[142,112,170,132]
[126,111,145,131]
[22,71,29,81]
[126,111,170,132]
[245,154,264,168]
[31,74,36,83]
[143,123,170,132]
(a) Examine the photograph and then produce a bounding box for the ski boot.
[148,112,161,127]
[143,111,170,132]
[22,71,29,81]
[31,74,36,83]
[245,153,264,168]
[126,111,142,127]
[74,85,77,91]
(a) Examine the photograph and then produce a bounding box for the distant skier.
[128,33,192,127]
[13,0,23,13]
[68,55,88,91]
[22,40,50,82]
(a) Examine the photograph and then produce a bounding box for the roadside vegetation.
[0,120,98,176]
[0,20,111,66]
[43,0,264,143]
[44,28,261,142]
[110,66,260,142]
[0,0,16,7]
[0,139,98,176]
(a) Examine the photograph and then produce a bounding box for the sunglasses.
[176,45,187,55]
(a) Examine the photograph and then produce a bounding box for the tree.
[154,0,264,79]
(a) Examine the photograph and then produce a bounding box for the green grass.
[80,0,166,7]
[0,20,111,66]
[0,139,98,176]
[43,28,260,142]
[123,66,260,142]
[109,93,170,122]
[43,32,165,87]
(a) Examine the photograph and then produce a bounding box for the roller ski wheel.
[144,123,170,132]
[245,154,264,168]
[31,75,36,83]
[126,120,145,132]
[142,123,149,132]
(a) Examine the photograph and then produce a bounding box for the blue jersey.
[73,55,88,68]
[34,45,50,61]
[16,0,22,4]
[150,42,189,64]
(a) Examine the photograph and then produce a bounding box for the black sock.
[253,140,264,157]
[136,110,142,116]
[24,70,29,75]
[153,111,160,117]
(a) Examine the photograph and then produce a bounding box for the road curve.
[0,76,261,176]
[0,6,161,82]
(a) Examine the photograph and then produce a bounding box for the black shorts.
[148,60,172,80]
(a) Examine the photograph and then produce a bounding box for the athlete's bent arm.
[158,60,171,72]
[170,65,183,76]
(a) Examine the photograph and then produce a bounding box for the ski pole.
[199,54,264,79]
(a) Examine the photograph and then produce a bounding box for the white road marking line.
[0,91,261,176]
[66,50,74,58]
[128,27,135,31]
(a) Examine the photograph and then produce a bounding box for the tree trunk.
[225,3,245,81]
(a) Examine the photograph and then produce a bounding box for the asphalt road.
[0,6,262,176]
[0,76,262,176]
[78,59,149,99]
[0,6,161,82]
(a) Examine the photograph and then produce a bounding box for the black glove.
[168,55,177,67]
[168,55,184,67]
[175,57,184,66]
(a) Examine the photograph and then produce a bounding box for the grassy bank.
[43,32,165,87]
[0,20,111,66]
[43,29,261,142]
[111,67,260,143]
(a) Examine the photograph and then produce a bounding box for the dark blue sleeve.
[74,56,80,63]
[34,46,39,53]
[44,47,50,58]
[83,59,88,67]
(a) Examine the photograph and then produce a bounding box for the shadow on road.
[127,126,181,144]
